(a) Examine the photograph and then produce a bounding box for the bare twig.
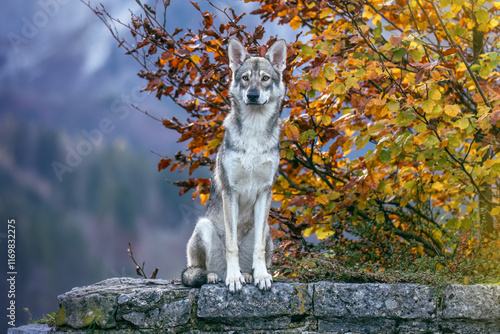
[128,242,159,279]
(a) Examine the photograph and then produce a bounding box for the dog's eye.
[262,75,270,81]
[242,75,249,81]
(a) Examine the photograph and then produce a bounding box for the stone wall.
[8,277,500,334]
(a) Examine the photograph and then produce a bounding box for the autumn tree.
[88,0,500,278]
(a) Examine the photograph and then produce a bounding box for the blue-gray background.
[0,0,295,331]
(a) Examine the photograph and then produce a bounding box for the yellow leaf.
[436,263,445,270]
[345,128,356,136]
[456,118,469,130]
[428,89,442,100]
[343,137,355,151]
[360,25,371,34]
[432,229,443,240]
[451,0,464,12]
[317,193,329,205]
[316,226,335,240]
[456,62,467,72]
[190,54,201,64]
[476,9,489,24]
[207,138,220,150]
[418,244,425,256]
[319,8,333,18]
[328,191,341,200]
[333,83,346,95]
[200,193,210,205]
[322,28,339,40]
[422,100,436,114]
[362,6,373,20]
[324,66,335,80]
[383,183,394,196]
[355,135,370,150]
[444,105,461,117]
[442,11,455,19]
[290,16,302,30]
[413,132,428,145]
[273,193,285,201]
[432,182,444,191]
[303,226,315,238]
[321,115,332,126]
[301,45,317,57]
[430,71,441,81]
[430,104,443,117]
[345,77,359,90]
[387,101,400,112]
[319,40,334,55]
[491,207,500,215]
[354,69,366,78]
[484,158,499,168]
[312,76,327,92]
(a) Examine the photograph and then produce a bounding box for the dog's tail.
[181,266,207,288]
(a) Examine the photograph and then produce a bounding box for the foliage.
[89,0,500,280]
[24,308,56,327]
[272,250,499,286]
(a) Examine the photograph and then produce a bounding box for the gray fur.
[181,38,287,293]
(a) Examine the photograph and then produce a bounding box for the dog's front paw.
[207,273,220,284]
[253,271,272,291]
[225,271,246,293]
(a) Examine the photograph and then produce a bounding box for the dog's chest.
[228,150,276,183]
[224,133,278,200]
[220,105,281,206]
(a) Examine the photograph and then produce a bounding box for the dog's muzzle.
[246,89,264,105]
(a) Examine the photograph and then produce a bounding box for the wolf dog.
[181,38,287,293]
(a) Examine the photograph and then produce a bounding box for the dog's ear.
[228,38,248,71]
[265,39,287,72]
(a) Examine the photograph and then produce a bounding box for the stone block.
[57,277,197,330]
[197,282,312,329]
[314,282,436,320]
[442,284,500,320]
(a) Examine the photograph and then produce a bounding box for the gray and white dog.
[181,38,287,293]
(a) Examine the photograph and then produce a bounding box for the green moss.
[24,308,56,327]
[82,309,99,328]
[272,252,500,287]
[55,306,66,327]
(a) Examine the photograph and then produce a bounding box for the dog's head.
[228,38,287,106]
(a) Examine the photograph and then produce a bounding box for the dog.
[181,38,287,293]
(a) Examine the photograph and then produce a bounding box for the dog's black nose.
[247,90,260,103]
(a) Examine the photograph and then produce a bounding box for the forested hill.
[0,115,198,327]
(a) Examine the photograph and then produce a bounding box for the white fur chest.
[225,148,278,221]
[221,109,280,211]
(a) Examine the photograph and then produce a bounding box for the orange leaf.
[158,158,172,171]
[285,123,300,141]
[441,47,459,56]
